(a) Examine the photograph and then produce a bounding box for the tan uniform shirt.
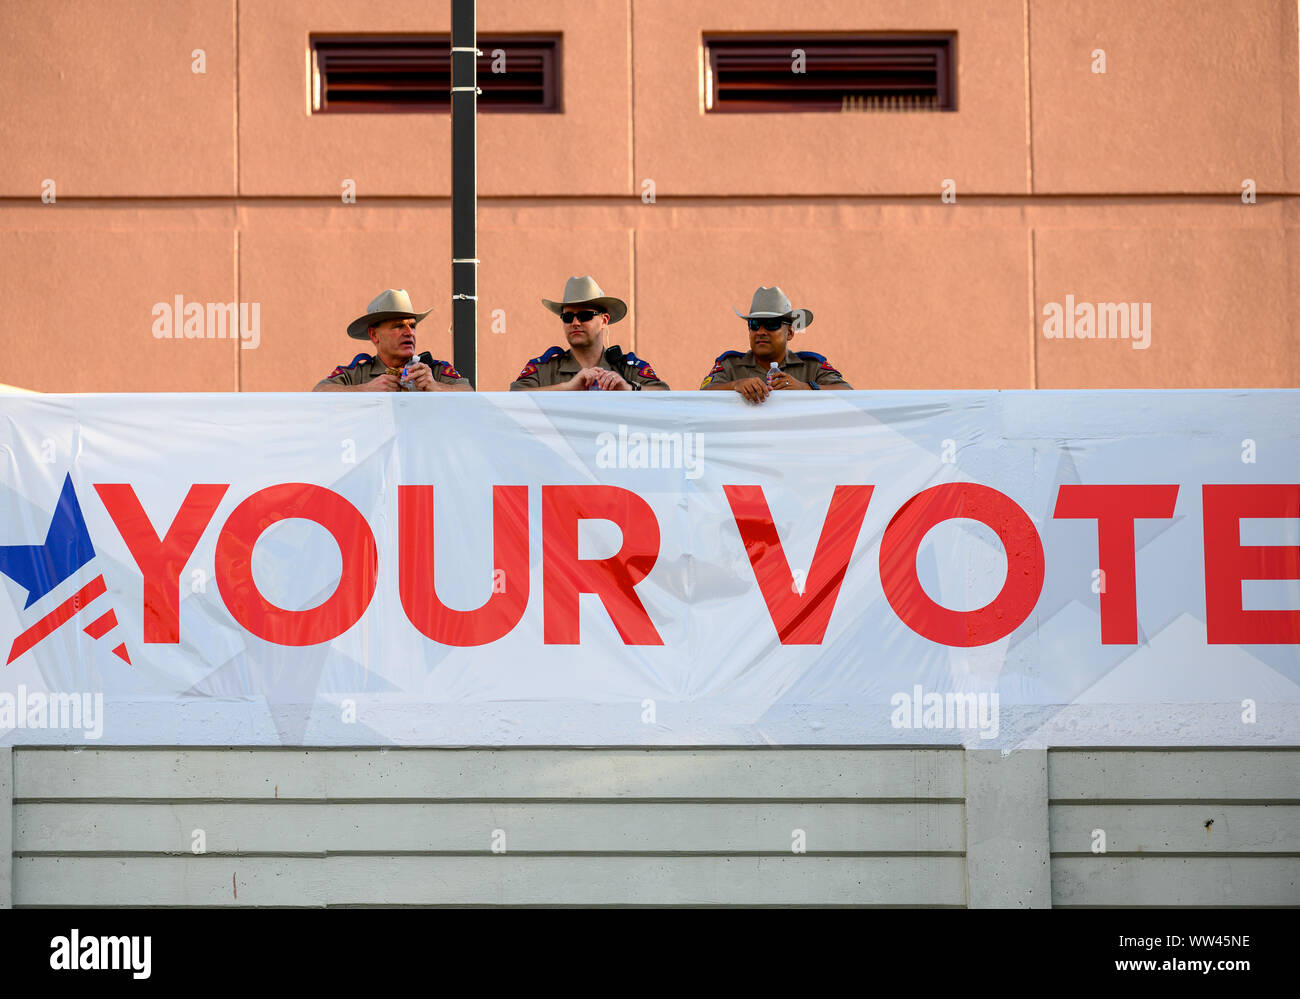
[314,352,469,391]
[700,349,851,389]
[509,346,669,390]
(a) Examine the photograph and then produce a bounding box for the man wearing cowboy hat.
[510,276,669,391]
[313,289,470,392]
[700,286,851,403]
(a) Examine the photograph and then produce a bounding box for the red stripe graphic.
[83,608,118,639]
[6,575,106,665]
[112,643,131,665]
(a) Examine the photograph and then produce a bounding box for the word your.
[0,685,103,739]
[890,684,999,739]
[596,425,704,479]
[1042,294,1151,349]
[152,295,261,350]
[50,930,151,979]
[71,480,1296,651]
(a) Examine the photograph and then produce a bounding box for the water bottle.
[766,361,779,385]
[400,353,420,391]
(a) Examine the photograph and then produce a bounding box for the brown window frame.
[704,34,956,113]
[310,34,562,114]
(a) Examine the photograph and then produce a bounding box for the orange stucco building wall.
[1,0,1296,393]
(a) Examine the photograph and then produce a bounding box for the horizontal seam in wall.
[1049,852,1300,859]
[12,796,969,806]
[1,194,1297,204]
[1047,747,1300,754]
[10,744,965,752]
[16,745,1296,754]
[324,903,969,909]
[1047,799,1300,806]
[1052,904,1297,910]
[14,850,969,859]
[10,903,970,910]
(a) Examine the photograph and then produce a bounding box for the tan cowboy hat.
[541,276,628,324]
[733,286,813,331]
[347,289,433,340]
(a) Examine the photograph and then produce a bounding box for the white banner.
[1,390,1297,747]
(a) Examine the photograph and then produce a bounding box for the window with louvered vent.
[704,35,955,113]
[310,36,561,113]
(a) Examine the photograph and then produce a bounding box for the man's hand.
[733,376,771,404]
[401,361,434,392]
[768,371,809,391]
[593,368,632,391]
[359,373,400,392]
[568,368,601,390]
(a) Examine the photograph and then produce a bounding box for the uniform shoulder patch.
[326,352,372,379]
[523,345,564,366]
[795,350,828,363]
[701,350,743,388]
[515,345,565,381]
[623,351,659,380]
[429,359,462,380]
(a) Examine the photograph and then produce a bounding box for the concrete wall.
[4,746,1296,906]
[0,0,1296,393]
[1049,749,1300,906]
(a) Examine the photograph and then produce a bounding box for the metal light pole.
[450,0,478,387]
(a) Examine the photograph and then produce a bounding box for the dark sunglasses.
[561,309,604,324]
[747,317,789,332]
